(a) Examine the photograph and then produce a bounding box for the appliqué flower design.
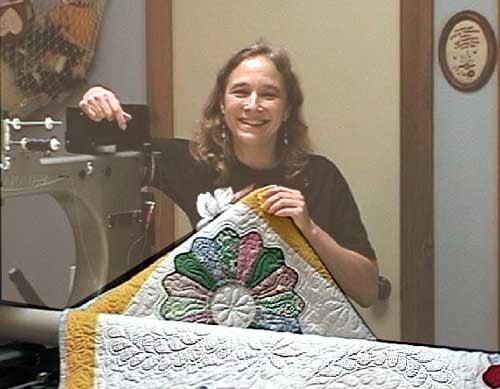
[160,227,305,333]
[196,187,234,230]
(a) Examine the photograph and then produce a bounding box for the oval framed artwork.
[439,10,497,92]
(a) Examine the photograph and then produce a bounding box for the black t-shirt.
[151,138,376,260]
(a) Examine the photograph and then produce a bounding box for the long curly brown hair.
[190,41,313,185]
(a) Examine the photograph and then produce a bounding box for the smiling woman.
[191,42,311,185]
[165,0,401,342]
[79,40,380,308]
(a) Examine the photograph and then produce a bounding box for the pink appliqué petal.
[163,272,210,303]
[236,232,263,283]
[250,265,298,298]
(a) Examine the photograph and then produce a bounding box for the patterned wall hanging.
[439,10,497,92]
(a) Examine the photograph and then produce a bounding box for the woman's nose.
[243,92,259,110]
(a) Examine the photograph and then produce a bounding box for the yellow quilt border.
[86,255,167,314]
[64,310,99,389]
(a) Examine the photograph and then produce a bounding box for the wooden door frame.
[400,1,435,344]
[145,0,175,251]
[147,0,438,344]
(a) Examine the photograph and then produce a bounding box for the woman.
[79,41,379,307]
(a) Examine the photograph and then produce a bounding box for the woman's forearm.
[299,220,379,307]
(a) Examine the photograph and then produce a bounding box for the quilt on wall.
[75,187,374,340]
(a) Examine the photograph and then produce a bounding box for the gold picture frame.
[439,10,497,92]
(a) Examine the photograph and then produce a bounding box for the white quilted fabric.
[61,192,498,389]
[59,313,493,389]
[123,201,374,340]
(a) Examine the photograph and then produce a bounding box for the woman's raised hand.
[79,86,131,130]
[260,185,313,233]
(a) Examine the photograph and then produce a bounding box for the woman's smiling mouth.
[239,118,269,127]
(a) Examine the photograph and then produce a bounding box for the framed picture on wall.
[438,10,497,92]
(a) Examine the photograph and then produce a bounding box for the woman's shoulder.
[150,137,214,190]
[302,153,353,191]
[152,137,193,160]
[301,153,361,211]
[305,154,343,177]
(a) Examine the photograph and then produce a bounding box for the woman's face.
[222,55,288,152]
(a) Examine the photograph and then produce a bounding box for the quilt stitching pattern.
[82,314,492,389]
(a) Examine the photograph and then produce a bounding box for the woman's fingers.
[79,91,106,120]
[273,207,301,218]
[87,96,106,119]
[261,185,295,197]
[261,187,299,202]
[94,94,114,121]
[263,197,303,214]
[106,95,131,130]
[260,186,312,231]
[261,187,303,211]
[79,87,132,129]
[78,99,98,120]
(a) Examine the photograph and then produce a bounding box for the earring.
[221,122,227,140]
[220,104,225,113]
[283,126,289,145]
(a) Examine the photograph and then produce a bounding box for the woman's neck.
[233,144,277,170]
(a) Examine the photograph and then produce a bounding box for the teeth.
[241,119,266,126]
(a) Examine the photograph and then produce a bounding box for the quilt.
[58,187,500,388]
[59,311,499,388]
[77,187,374,340]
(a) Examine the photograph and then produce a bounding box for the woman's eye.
[262,93,278,100]
[232,90,248,97]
